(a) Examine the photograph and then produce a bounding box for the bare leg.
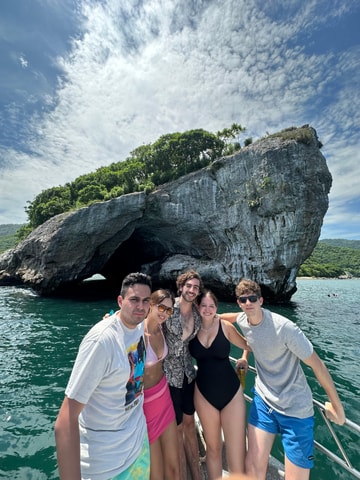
[221,388,247,474]
[194,385,222,480]
[182,412,202,480]
[245,424,275,480]
[160,419,180,480]
[284,454,310,480]
[177,423,188,480]
[149,437,164,480]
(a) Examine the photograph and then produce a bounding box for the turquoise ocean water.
[0,279,359,479]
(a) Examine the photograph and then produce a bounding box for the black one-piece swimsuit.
[189,321,240,410]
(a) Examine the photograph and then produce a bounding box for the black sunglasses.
[237,295,258,304]
[157,304,174,315]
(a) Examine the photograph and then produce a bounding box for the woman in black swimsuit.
[189,290,250,480]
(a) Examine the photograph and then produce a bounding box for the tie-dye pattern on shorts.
[110,434,150,480]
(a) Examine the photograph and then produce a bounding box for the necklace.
[200,318,216,332]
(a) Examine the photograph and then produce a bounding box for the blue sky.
[0,0,359,239]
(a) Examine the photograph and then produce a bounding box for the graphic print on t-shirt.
[125,336,145,405]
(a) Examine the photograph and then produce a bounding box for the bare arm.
[303,351,345,425]
[221,319,251,375]
[221,319,250,351]
[55,396,85,479]
[219,312,238,324]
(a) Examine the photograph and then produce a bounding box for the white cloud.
[0,0,359,239]
[19,54,28,68]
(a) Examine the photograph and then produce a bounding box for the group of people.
[55,270,345,480]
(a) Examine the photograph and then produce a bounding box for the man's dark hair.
[235,278,262,298]
[120,272,152,297]
[176,269,203,295]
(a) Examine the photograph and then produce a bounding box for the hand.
[235,358,248,374]
[324,401,346,425]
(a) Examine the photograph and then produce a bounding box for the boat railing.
[229,356,360,479]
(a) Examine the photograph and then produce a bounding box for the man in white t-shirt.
[221,278,345,480]
[55,272,152,480]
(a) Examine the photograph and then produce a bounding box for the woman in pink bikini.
[143,289,180,480]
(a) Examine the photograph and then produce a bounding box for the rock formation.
[0,126,332,302]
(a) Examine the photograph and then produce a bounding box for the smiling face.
[152,298,174,324]
[147,289,175,325]
[198,291,217,321]
[179,278,201,303]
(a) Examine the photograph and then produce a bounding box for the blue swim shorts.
[249,390,314,469]
[110,433,150,480]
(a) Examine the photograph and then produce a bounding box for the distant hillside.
[0,224,23,254]
[0,224,22,236]
[298,240,360,277]
[320,238,360,250]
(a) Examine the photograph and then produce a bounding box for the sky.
[0,0,359,239]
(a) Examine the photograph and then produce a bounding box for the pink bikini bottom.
[143,375,176,444]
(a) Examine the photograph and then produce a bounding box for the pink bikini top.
[145,324,168,366]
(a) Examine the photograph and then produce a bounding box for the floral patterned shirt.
[162,297,201,388]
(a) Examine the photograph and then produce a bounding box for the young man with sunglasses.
[221,278,345,480]
[162,269,203,480]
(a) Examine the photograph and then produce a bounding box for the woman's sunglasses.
[157,304,174,315]
[237,295,258,304]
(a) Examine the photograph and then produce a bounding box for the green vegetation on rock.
[1,124,323,248]
[19,124,251,237]
[13,124,322,242]
[263,125,323,148]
